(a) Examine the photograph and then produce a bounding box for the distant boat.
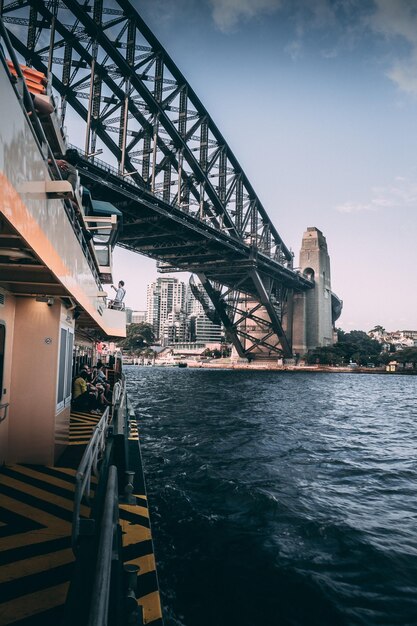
[177,362,188,368]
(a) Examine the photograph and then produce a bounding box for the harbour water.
[125,367,417,626]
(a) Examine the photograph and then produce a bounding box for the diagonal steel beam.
[197,273,246,358]
[249,269,292,357]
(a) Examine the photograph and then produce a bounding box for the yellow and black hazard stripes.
[128,418,139,441]
[0,465,88,626]
[120,495,163,625]
[0,411,163,625]
[68,410,101,446]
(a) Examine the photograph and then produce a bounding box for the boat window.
[57,325,74,412]
[0,324,5,400]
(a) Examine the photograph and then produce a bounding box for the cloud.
[285,39,303,61]
[336,201,377,214]
[387,57,417,95]
[369,0,417,46]
[367,0,417,95]
[209,0,283,32]
[336,176,417,213]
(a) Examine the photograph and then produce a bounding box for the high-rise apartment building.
[161,310,188,345]
[146,277,186,339]
[186,287,206,317]
[146,276,224,344]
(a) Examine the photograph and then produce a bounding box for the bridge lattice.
[1,0,314,358]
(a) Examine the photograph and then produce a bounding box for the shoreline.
[147,361,417,375]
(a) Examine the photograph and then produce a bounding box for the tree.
[369,325,385,334]
[395,347,417,367]
[336,328,346,342]
[118,323,155,354]
[337,330,381,364]
[305,329,384,366]
[305,346,342,365]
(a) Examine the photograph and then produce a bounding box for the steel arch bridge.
[1,0,314,359]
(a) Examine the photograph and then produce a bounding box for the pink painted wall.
[8,298,61,464]
[0,290,16,465]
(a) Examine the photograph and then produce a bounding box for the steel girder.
[0,0,313,357]
[1,0,292,262]
[197,272,293,358]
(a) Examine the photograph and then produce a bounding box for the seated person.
[72,370,101,414]
[97,384,111,408]
[80,363,92,381]
[96,364,111,396]
[54,148,80,192]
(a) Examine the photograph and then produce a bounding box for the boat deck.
[0,410,162,626]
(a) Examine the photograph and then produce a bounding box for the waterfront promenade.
[151,360,408,374]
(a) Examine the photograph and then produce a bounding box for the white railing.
[112,380,122,406]
[87,465,119,626]
[72,406,111,551]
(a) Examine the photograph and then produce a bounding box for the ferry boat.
[0,20,163,626]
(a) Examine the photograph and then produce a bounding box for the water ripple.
[126,367,417,626]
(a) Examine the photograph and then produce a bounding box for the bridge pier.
[292,227,335,356]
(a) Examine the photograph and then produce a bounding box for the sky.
[109,0,417,332]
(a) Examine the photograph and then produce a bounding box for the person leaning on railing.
[108,281,126,309]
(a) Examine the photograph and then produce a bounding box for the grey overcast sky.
[107,0,417,332]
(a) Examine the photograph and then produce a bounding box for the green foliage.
[305,346,342,365]
[306,330,384,366]
[201,346,230,359]
[395,347,417,365]
[336,327,346,342]
[118,322,155,355]
[369,325,385,335]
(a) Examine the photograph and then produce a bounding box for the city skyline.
[109,0,417,332]
[142,275,223,344]
[119,270,416,337]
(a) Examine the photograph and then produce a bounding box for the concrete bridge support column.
[292,227,334,357]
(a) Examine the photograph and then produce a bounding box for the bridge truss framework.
[1,0,314,358]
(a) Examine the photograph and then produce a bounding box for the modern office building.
[125,307,133,324]
[194,314,223,343]
[131,310,147,324]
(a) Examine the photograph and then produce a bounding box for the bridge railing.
[73,144,181,207]
[69,144,301,270]
[70,144,254,241]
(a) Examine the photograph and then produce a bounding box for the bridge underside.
[80,162,312,358]
[0,0,315,359]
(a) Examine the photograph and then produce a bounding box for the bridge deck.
[78,156,313,296]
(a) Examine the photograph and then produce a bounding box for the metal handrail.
[72,406,111,550]
[107,299,126,311]
[0,403,9,423]
[70,143,204,213]
[87,465,119,626]
[112,380,122,407]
